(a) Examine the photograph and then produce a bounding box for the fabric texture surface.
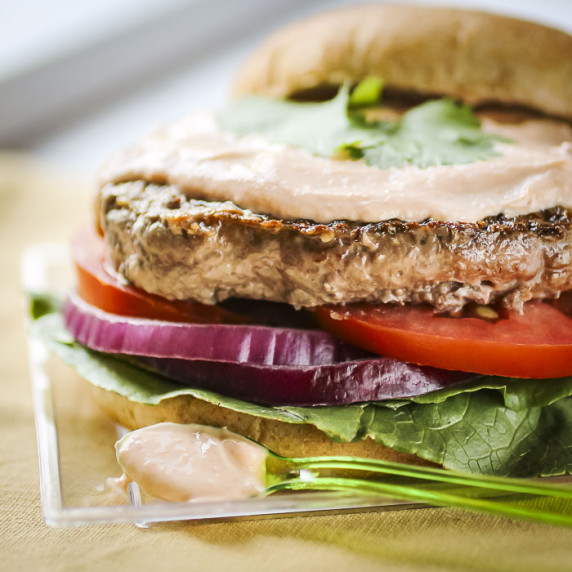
[1,152,571,572]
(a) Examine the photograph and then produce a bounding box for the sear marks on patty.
[99,181,572,312]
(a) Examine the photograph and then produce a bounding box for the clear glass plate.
[23,243,423,527]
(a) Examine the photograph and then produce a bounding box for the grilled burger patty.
[99,181,571,313]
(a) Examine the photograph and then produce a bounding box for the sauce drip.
[115,423,267,503]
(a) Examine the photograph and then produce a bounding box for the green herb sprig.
[217,78,512,169]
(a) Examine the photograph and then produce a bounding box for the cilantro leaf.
[217,82,511,170]
[217,85,382,157]
[361,99,511,168]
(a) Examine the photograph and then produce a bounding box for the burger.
[33,5,572,477]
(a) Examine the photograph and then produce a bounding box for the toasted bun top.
[233,5,572,119]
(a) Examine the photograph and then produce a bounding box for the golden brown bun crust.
[234,5,572,119]
[89,383,432,465]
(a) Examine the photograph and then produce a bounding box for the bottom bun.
[89,383,434,465]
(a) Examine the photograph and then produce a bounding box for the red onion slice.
[63,293,368,366]
[63,293,476,406]
[136,355,475,406]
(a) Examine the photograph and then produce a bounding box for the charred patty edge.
[99,182,572,312]
[101,181,570,239]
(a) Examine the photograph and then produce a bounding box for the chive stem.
[267,477,572,528]
[277,455,572,499]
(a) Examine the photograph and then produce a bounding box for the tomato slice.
[71,228,247,324]
[314,299,572,379]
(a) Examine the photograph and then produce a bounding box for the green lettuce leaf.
[406,374,572,411]
[217,81,510,170]
[27,292,61,320]
[31,308,572,478]
[369,393,572,477]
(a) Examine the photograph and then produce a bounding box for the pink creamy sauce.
[114,423,267,503]
[98,112,572,224]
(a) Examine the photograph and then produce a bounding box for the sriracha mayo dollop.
[115,423,267,503]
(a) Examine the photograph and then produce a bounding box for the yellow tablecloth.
[1,153,571,572]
